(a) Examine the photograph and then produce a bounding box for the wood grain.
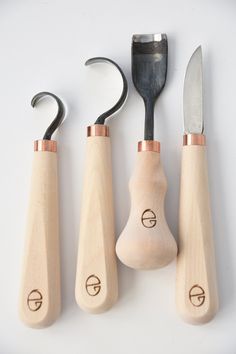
[75,136,118,313]
[116,150,177,269]
[176,145,218,324]
[19,151,61,328]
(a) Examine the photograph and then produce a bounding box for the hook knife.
[75,58,128,313]
[19,92,65,327]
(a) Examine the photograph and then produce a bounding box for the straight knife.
[176,46,219,324]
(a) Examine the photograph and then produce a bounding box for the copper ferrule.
[183,134,206,146]
[87,124,109,137]
[34,140,57,152]
[138,140,160,152]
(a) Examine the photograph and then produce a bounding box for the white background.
[0,0,236,353]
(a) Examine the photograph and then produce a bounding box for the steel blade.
[183,46,203,134]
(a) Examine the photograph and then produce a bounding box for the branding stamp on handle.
[189,285,206,307]
[27,289,43,311]
[85,275,101,296]
[141,209,157,228]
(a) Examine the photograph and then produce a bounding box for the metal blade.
[183,46,203,134]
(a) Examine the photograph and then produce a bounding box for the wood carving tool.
[176,46,218,324]
[75,58,128,313]
[116,34,177,269]
[19,92,65,328]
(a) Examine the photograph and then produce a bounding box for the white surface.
[0,0,236,353]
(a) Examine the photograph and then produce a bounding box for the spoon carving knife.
[176,47,218,324]
[75,58,128,313]
[19,92,65,328]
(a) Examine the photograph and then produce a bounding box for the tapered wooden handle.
[116,150,177,270]
[75,136,118,313]
[176,145,218,324]
[19,150,60,328]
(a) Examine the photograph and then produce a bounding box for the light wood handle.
[75,136,118,313]
[19,151,60,328]
[116,151,177,269]
[176,145,218,324]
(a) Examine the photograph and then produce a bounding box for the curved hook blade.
[31,91,65,140]
[85,57,128,124]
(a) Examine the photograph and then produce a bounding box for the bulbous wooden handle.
[19,151,61,328]
[176,145,218,324]
[75,136,118,313]
[116,150,177,270]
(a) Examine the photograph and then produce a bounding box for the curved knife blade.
[183,46,203,134]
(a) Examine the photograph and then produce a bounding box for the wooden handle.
[19,151,60,328]
[75,136,118,313]
[116,150,177,269]
[176,145,218,324]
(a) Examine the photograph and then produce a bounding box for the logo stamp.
[27,289,43,311]
[189,285,206,307]
[85,275,101,296]
[141,209,157,228]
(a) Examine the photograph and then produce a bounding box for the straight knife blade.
[183,46,203,134]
